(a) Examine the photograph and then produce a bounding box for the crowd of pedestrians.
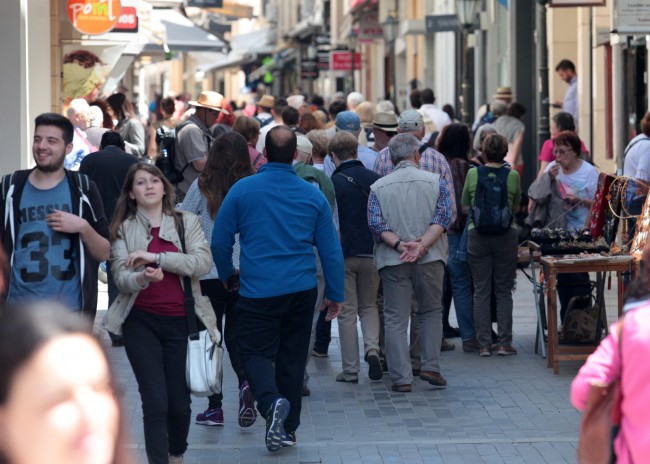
[0,75,635,463]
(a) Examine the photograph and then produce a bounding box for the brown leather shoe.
[441,339,455,352]
[419,370,447,388]
[391,383,412,393]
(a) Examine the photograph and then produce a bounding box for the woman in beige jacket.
[103,162,217,464]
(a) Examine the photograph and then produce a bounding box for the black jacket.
[1,169,109,320]
[331,160,381,258]
[79,146,138,221]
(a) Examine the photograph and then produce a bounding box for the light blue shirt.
[7,178,81,310]
[324,144,378,176]
[563,76,578,130]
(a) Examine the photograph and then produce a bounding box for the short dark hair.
[35,113,74,145]
[555,59,576,73]
[273,98,288,116]
[641,112,650,137]
[420,88,435,104]
[328,100,347,118]
[265,125,297,164]
[553,131,581,155]
[311,95,324,107]
[281,106,300,126]
[552,112,576,132]
[160,97,175,116]
[507,102,526,119]
[482,133,509,163]
[100,130,125,150]
[328,131,358,162]
[409,90,422,109]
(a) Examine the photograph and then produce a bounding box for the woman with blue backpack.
[462,133,521,357]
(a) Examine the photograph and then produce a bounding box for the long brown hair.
[109,163,177,241]
[199,132,254,219]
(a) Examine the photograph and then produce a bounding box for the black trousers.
[313,307,332,353]
[200,279,245,409]
[123,310,190,463]
[236,287,317,433]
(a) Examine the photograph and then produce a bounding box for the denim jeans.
[123,310,190,464]
[236,288,317,433]
[442,233,476,341]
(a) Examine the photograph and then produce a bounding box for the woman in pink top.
[537,112,590,178]
[233,116,266,171]
[571,253,650,464]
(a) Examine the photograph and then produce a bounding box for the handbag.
[577,318,625,464]
[175,214,224,397]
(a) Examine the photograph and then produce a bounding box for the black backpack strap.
[252,152,264,168]
[2,173,14,201]
[418,144,429,155]
[335,172,370,198]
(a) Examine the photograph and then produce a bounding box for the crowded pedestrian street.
[98,269,606,464]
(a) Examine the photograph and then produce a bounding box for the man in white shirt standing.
[552,59,579,130]
[419,88,451,135]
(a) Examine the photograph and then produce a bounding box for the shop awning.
[199,50,257,73]
[144,8,227,53]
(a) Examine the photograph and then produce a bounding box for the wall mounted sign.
[614,0,650,34]
[67,0,122,35]
[548,0,606,6]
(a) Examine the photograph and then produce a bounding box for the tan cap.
[372,111,398,132]
[258,94,275,109]
[296,134,313,154]
[189,91,228,114]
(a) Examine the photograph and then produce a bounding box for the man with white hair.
[368,133,452,392]
[65,98,97,170]
[347,91,365,111]
[84,105,109,148]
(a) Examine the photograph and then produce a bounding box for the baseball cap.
[372,111,398,132]
[335,111,361,132]
[296,134,313,155]
[398,110,424,132]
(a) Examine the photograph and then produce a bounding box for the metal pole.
[536,0,551,160]
[350,50,355,93]
[390,41,397,103]
[461,28,472,125]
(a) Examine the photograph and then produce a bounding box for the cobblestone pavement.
[98,267,619,463]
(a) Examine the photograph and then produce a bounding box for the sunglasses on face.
[553,147,572,156]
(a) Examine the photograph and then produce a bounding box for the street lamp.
[455,0,480,125]
[347,28,358,93]
[307,39,318,98]
[382,13,398,102]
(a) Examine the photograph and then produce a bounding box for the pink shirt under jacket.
[571,302,650,464]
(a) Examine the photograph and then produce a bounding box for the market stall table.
[541,254,633,374]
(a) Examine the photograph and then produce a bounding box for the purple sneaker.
[195,407,224,426]
[238,381,257,427]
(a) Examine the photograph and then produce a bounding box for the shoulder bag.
[175,214,224,397]
[577,317,625,464]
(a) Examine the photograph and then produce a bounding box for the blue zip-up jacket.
[211,162,344,301]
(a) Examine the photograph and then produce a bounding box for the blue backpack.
[471,166,513,235]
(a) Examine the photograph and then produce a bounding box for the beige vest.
[371,161,448,270]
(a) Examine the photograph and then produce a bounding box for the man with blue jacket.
[211,125,344,452]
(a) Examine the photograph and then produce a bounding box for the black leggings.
[200,279,245,408]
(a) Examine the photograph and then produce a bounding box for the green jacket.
[293,161,336,213]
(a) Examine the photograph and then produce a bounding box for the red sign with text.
[112,6,138,32]
[330,51,361,71]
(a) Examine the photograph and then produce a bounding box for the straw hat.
[493,87,513,102]
[372,112,398,132]
[189,91,228,114]
[258,94,275,109]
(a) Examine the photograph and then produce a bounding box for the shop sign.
[548,0,605,6]
[111,6,138,33]
[614,0,650,34]
[330,51,361,71]
[359,12,383,41]
[425,15,459,34]
[318,51,330,70]
[67,0,121,35]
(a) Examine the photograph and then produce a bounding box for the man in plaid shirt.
[373,110,456,225]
